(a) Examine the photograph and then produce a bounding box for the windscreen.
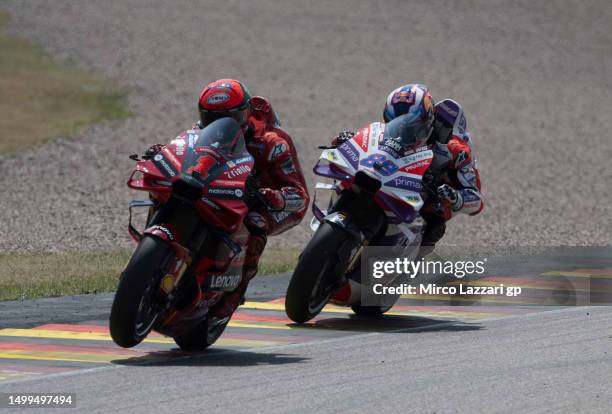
[381,113,430,153]
[181,117,249,175]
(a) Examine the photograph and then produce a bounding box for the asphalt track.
[1,259,611,413]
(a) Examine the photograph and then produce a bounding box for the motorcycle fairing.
[313,122,434,224]
[129,118,255,233]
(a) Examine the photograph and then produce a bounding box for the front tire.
[109,236,172,348]
[285,222,356,323]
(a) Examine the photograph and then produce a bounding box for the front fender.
[144,224,177,243]
[324,212,363,241]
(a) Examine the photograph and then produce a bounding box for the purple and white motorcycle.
[285,114,437,323]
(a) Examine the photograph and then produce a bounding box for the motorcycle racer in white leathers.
[332,84,484,250]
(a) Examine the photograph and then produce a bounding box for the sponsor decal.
[354,128,370,152]
[283,191,305,210]
[384,176,422,192]
[337,141,360,169]
[207,93,230,105]
[403,145,430,156]
[234,156,252,165]
[209,274,242,289]
[162,148,181,168]
[224,164,251,179]
[214,179,243,187]
[454,150,468,168]
[460,166,476,183]
[268,143,286,161]
[457,114,467,135]
[200,196,221,210]
[402,159,430,173]
[271,211,291,223]
[463,191,481,203]
[378,144,401,159]
[324,150,339,162]
[280,159,296,175]
[149,225,174,241]
[382,137,403,152]
[247,212,268,229]
[174,140,186,156]
[188,133,198,148]
[153,154,177,177]
[285,198,305,210]
[208,186,243,199]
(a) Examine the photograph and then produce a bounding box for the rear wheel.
[173,316,230,351]
[109,236,173,348]
[351,301,396,317]
[285,222,356,323]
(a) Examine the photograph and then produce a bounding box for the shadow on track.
[111,349,309,367]
[290,314,483,333]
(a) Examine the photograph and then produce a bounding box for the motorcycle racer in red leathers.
[332,84,483,251]
[148,79,309,322]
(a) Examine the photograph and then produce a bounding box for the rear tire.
[351,302,393,317]
[173,316,230,351]
[109,236,172,348]
[285,222,355,323]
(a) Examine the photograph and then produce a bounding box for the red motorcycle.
[109,118,256,351]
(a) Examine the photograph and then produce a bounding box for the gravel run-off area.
[0,0,611,252]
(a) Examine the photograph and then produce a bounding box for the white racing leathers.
[431,98,484,216]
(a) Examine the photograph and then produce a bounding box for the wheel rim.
[307,261,334,314]
[134,280,162,338]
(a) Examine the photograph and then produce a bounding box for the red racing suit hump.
[243,96,310,235]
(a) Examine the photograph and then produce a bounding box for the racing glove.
[258,188,286,211]
[331,130,355,146]
[437,184,463,212]
[145,144,165,157]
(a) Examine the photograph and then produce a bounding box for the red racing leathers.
[241,96,310,236]
[205,96,309,318]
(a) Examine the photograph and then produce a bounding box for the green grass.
[0,12,129,154]
[0,248,299,301]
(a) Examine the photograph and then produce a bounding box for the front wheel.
[285,222,356,323]
[109,236,173,348]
